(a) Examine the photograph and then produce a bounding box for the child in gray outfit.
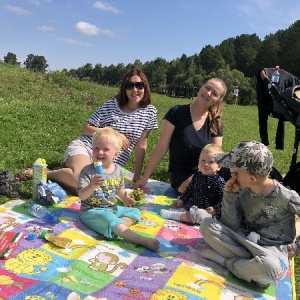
[199,141,300,287]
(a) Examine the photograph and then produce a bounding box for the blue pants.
[80,206,140,239]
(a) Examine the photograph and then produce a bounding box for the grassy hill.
[0,62,299,298]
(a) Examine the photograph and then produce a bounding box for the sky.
[1,0,300,71]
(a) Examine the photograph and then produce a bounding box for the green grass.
[0,62,299,298]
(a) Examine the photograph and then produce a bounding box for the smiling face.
[92,137,119,167]
[196,79,226,107]
[125,75,145,106]
[198,150,220,176]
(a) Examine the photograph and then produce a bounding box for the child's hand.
[287,243,296,259]
[224,173,240,193]
[91,174,105,187]
[205,206,215,215]
[172,198,184,208]
[123,191,137,207]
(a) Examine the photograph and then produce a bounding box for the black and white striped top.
[79,98,158,167]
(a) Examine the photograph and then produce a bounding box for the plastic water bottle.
[28,203,50,218]
[32,158,48,201]
[94,161,106,180]
[271,66,280,85]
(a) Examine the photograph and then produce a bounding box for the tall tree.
[279,20,300,77]
[166,58,185,85]
[199,45,225,74]
[92,63,104,84]
[81,63,93,80]
[24,54,48,73]
[4,52,20,66]
[254,34,280,71]
[234,34,261,77]
[216,38,236,69]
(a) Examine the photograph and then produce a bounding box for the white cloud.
[5,5,32,16]
[75,21,100,36]
[54,36,90,46]
[37,26,54,32]
[75,21,118,38]
[93,1,119,14]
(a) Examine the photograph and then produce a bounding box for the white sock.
[160,209,182,221]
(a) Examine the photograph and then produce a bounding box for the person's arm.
[133,119,175,188]
[82,123,99,136]
[179,174,196,202]
[132,130,150,182]
[77,173,104,200]
[260,69,267,80]
[177,175,193,194]
[117,188,137,207]
[211,136,222,147]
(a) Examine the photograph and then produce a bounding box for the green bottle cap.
[40,230,47,239]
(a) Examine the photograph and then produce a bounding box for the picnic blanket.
[0,170,296,300]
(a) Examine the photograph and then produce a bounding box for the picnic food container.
[32,158,47,201]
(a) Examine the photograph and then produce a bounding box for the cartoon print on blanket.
[0,170,295,300]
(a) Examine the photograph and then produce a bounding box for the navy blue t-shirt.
[164,104,223,189]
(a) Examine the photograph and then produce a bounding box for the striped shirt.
[79,98,158,167]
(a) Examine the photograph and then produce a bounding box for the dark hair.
[116,69,151,108]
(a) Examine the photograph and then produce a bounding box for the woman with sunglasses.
[16,69,158,195]
[133,78,228,196]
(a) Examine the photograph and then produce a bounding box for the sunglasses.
[125,81,145,90]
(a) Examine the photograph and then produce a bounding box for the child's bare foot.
[141,237,160,251]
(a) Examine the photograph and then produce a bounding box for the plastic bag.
[37,181,67,205]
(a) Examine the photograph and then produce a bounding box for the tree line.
[3,20,300,105]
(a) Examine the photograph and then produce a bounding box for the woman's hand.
[132,173,141,183]
[132,177,147,189]
[119,133,130,150]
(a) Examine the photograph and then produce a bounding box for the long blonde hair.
[206,78,227,135]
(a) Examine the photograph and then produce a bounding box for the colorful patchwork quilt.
[0,170,295,300]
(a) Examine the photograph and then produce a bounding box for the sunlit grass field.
[0,62,299,298]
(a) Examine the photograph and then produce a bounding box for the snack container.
[40,231,71,248]
[32,158,47,201]
[94,161,106,180]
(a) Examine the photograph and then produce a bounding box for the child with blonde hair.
[78,127,160,251]
[160,143,225,224]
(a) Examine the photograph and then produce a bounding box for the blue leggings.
[80,206,141,239]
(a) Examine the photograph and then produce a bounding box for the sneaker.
[0,181,19,198]
[0,170,20,186]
